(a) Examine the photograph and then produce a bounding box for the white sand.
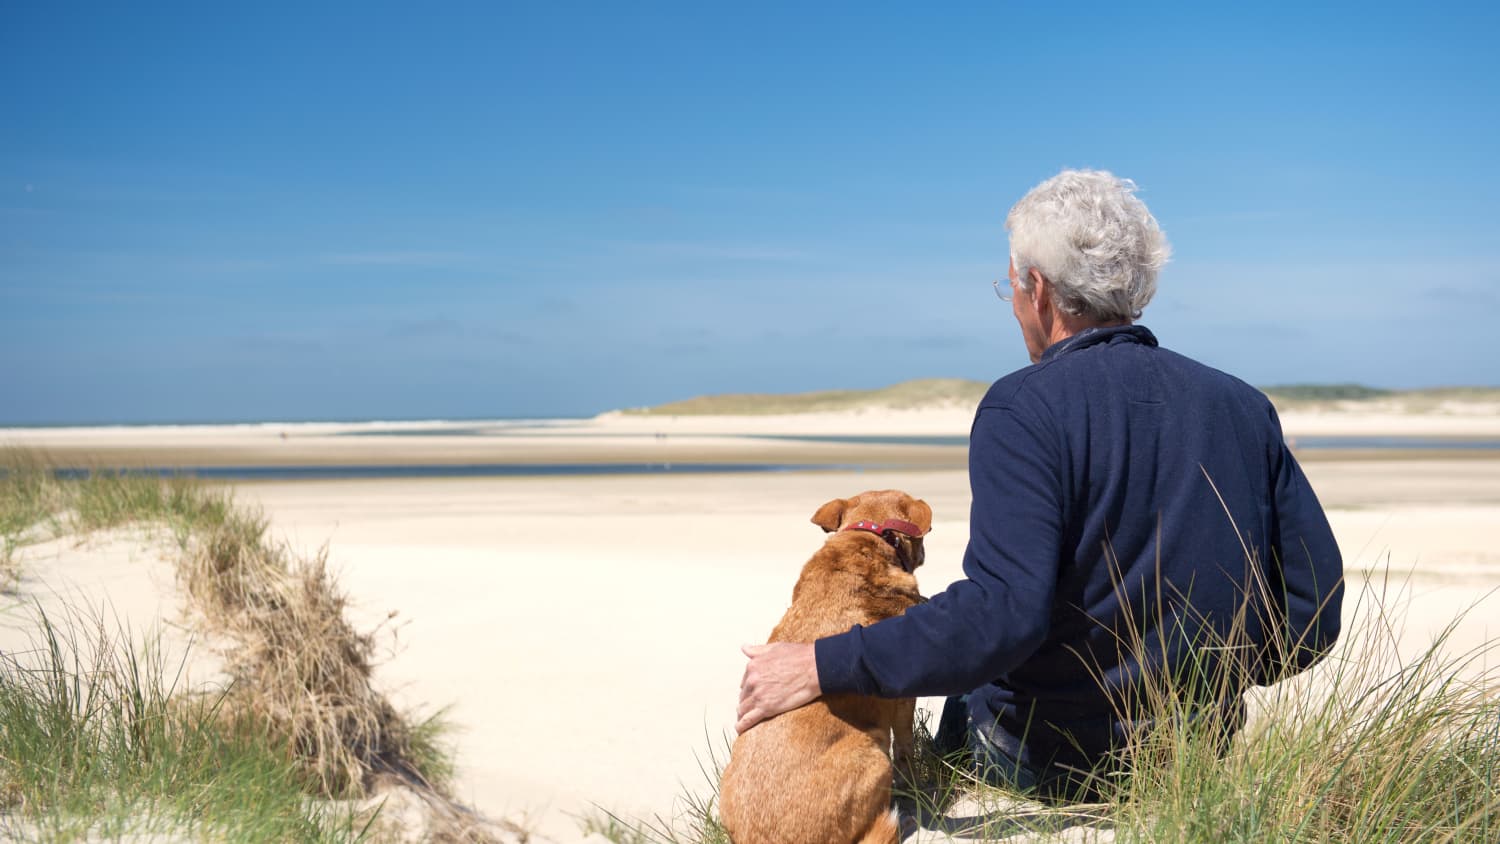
[0,528,226,697]
[3,409,1499,841]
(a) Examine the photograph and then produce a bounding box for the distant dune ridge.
[623,378,1500,416]
[621,378,990,416]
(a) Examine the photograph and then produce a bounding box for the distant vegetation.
[621,378,990,416]
[1260,384,1500,410]
[622,379,1500,416]
[1258,384,1394,401]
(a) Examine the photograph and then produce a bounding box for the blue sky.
[3,2,1498,424]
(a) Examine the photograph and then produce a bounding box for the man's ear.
[1028,268,1051,314]
[811,498,846,532]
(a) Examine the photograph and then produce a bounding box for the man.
[736,169,1344,799]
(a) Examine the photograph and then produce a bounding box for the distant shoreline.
[0,415,592,431]
[6,381,1498,431]
[6,413,1500,476]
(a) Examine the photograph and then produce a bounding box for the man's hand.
[735,642,821,734]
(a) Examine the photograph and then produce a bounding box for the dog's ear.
[907,497,933,535]
[811,498,846,533]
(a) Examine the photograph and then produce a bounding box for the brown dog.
[719,489,931,844]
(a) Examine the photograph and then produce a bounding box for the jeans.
[934,692,1244,803]
[932,694,1105,802]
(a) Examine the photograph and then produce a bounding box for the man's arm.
[735,403,1065,735]
[1261,413,1345,680]
[814,404,1064,698]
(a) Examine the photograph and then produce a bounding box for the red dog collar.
[841,518,925,538]
[841,518,926,573]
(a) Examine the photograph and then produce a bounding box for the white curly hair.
[1006,169,1171,322]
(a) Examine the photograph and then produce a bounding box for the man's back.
[963,324,1344,770]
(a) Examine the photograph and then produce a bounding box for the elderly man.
[736,169,1344,799]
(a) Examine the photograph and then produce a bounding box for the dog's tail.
[856,808,901,844]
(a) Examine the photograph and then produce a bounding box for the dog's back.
[720,491,930,844]
[721,698,900,844]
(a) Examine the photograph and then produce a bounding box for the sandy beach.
[4,407,1500,841]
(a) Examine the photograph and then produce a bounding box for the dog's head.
[810,489,932,572]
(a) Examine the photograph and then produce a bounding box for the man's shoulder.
[978,361,1053,412]
[1152,345,1277,411]
[976,336,1275,416]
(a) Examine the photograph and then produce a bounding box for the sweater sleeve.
[1260,411,1345,682]
[815,403,1064,698]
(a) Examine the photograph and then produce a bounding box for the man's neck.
[1047,316,1132,348]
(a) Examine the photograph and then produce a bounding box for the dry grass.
[180,533,432,798]
[0,452,511,841]
[1098,572,1500,842]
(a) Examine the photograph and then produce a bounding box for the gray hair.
[1006,169,1171,322]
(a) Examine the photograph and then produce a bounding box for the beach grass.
[0,451,496,841]
[0,604,375,842]
[579,736,733,844]
[1089,572,1500,843]
[592,572,1499,843]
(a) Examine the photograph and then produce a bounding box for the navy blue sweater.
[815,325,1343,768]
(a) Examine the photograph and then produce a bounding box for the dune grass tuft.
[181,535,441,798]
[0,603,373,842]
[1097,575,1500,843]
[0,451,503,841]
[579,736,733,844]
[1,451,64,589]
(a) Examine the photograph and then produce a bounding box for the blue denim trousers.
[932,694,1105,802]
[935,692,1243,803]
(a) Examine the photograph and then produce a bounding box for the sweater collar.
[1039,324,1158,363]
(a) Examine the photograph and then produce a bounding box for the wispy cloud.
[0,283,162,307]
[0,206,53,218]
[178,257,282,274]
[612,241,811,262]
[230,333,327,356]
[670,183,824,204]
[369,317,534,347]
[1169,209,1286,226]
[319,251,472,267]
[0,245,280,277]
[899,333,982,351]
[1423,283,1500,307]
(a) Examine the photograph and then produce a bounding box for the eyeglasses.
[992,278,1013,303]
